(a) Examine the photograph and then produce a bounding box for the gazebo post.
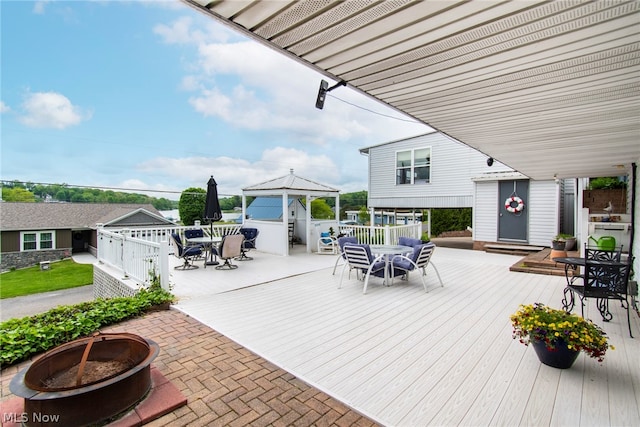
[305,193,312,253]
[282,192,289,256]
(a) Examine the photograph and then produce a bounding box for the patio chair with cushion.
[332,236,358,275]
[216,234,244,270]
[339,243,402,294]
[317,232,338,254]
[391,243,444,291]
[171,233,202,270]
[398,236,423,248]
[184,228,206,257]
[236,228,259,261]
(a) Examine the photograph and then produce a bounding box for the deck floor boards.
[171,247,640,426]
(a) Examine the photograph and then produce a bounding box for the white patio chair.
[317,232,338,254]
[391,243,443,291]
[339,244,400,294]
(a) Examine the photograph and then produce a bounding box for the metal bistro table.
[555,256,628,320]
[186,236,222,267]
[370,244,413,286]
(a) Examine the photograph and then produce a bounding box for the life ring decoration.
[505,196,524,213]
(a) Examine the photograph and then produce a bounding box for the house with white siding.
[359,132,571,248]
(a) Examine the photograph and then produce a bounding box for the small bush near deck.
[0,287,173,366]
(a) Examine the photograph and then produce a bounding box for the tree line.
[1,181,176,210]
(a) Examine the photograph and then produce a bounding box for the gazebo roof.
[242,170,339,197]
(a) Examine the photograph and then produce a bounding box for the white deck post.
[160,239,169,291]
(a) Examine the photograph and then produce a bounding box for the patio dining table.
[186,236,222,267]
[370,244,413,285]
[555,256,628,317]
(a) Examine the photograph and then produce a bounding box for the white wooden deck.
[169,247,640,427]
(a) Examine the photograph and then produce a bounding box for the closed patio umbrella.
[204,175,223,228]
[203,176,223,265]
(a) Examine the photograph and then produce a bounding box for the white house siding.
[473,181,499,242]
[473,179,558,246]
[365,132,511,209]
[527,180,560,247]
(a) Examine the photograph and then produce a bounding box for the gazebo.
[241,170,340,256]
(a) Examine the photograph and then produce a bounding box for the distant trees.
[311,199,334,219]
[178,188,206,226]
[1,181,176,210]
[2,186,36,202]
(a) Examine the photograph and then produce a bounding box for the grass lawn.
[0,259,93,299]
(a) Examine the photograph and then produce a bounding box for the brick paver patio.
[0,309,379,427]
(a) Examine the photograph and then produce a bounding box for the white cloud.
[153,16,232,45]
[163,17,428,147]
[32,1,50,15]
[0,101,10,113]
[135,147,340,196]
[19,91,90,129]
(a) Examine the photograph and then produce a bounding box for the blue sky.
[1,0,429,199]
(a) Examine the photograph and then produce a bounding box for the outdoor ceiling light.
[315,79,347,109]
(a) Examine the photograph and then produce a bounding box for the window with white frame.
[396,147,431,185]
[21,231,55,251]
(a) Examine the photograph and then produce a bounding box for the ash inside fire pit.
[44,359,134,388]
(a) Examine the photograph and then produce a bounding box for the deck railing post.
[160,239,169,291]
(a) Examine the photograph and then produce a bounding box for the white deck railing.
[96,224,242,290]
[96,222,422,290]
[338,223,422,245]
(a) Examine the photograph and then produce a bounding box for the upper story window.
[396,147,431,185]
[20,231,55,251]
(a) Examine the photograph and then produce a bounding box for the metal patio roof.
[183,0,639,180]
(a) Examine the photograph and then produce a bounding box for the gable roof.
[243,171,338,192]
[0,202,173,231]
[183,0,640,180]
[242,170,339,197]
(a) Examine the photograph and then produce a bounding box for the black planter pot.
[551,240,566,250]
[531,339,579,369]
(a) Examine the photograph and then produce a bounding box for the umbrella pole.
[206,221,218,266]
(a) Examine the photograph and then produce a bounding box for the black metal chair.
[288,222,295,247]
[567,245,624,285]
[586,245,623,262]
[236,228,259,261]
[215,234,244,270]
[564,257,634,337]
[170,233,202,270]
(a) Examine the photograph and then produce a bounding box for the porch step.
[485,243,545,256]
[509,247,581,276]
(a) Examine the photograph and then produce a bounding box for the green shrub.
[430,208,472,237]
[0,287,173,366]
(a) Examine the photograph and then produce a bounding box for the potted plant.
[551,235,567,251]
[554,233,577,251]
[510,303,611,368]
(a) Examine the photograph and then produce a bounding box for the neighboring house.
[245,197,307,221]
[360,132,572,248]
[345,209,422,226]
[0,202,175,271]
